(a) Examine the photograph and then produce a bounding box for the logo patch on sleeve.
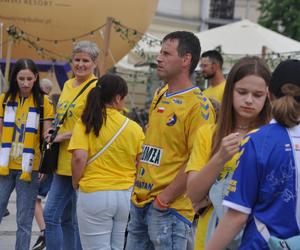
[140,145,163,166]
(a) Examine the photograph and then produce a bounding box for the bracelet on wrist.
[156,196,169,208]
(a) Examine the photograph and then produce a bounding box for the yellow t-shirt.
[149,84,168,118]
[68,108,145,192]
[203,80,226,104]
[186,124,241,250]
[132,86,215,222]
[56,75,97,176]
[0,93,54,171]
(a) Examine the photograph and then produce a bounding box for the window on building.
[208,0,235,28]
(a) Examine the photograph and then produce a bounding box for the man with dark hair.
[200,50,226,103]
[162,31,201,76]
[126,31,215,250]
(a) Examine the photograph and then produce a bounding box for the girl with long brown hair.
[186,56,272,249]
[205,59,300,250]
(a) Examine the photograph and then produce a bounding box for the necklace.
[236,124,250,130]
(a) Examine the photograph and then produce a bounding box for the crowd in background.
[0,30,299,250]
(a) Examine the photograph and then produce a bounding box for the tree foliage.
[258,0,300,41]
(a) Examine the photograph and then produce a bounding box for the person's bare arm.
[187,133,241,210]
[71,149,88,189]
[205,208,248,250]
[44,127,72,143]
[54,132,72,142]
[42,120,52,138]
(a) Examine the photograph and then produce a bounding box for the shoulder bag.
[39,79,97,174]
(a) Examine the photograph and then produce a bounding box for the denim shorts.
[38,174,53,199]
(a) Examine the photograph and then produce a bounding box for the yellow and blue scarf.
[0,94,39,181]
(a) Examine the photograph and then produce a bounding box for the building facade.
[148,0,260,38]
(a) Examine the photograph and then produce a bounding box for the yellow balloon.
[0,0,158,69]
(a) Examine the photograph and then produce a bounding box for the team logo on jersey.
[173,98,183,104]
[140,145,163,167]
[166,113,177,126]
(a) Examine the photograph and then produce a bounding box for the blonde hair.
[272,84,300,127]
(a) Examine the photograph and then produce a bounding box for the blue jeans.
[44,174,82,250]
[38,174,53,199]
[125,202,191,250]
[0,170,39,250]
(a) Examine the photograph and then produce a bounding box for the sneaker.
[3,209,9,217]
[32,235,45,250]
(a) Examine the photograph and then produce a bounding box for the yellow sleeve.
[185,101,215,155]
[186,124,215,172]
[43,95,54,120]
[0,94,5,118]
[68,119,89,152]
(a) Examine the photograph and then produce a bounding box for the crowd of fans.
[0,32,299,250]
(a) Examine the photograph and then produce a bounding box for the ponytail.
[272,96,300,128]
[81,86,106,137]
[81,74,128,137]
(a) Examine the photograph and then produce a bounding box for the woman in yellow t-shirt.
[43,40,99,250]
[68,74,144,250]
[0,58,54,250]
[186,57,272,249]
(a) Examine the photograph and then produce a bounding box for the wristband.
[156,196,169,208]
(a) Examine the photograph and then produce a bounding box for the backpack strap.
[55,79,97,131]
[47,78,97,145]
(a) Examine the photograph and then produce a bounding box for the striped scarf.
[0,94,39,182]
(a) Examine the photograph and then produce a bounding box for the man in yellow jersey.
[201,50,226,104]
[125,31,215,250]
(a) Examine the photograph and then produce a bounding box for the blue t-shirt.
[223,122,300,250]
